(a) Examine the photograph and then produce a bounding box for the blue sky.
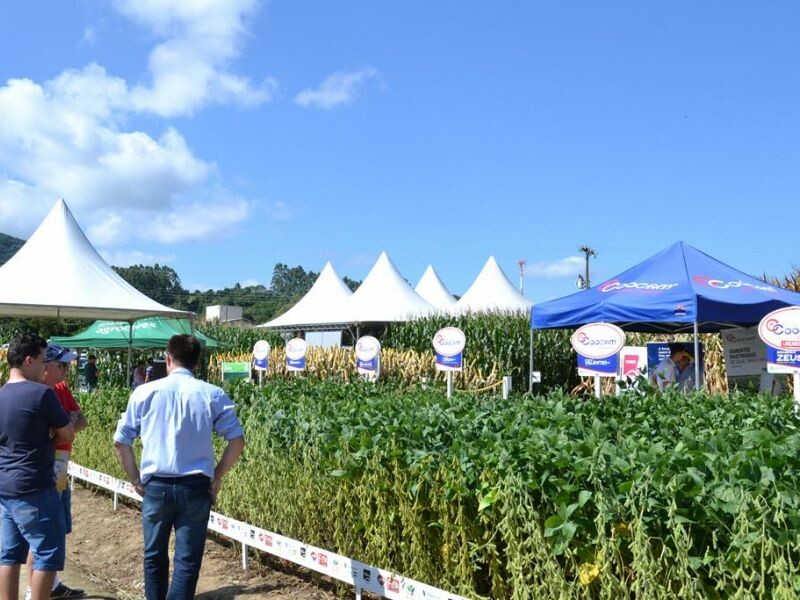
[0,1,797,302]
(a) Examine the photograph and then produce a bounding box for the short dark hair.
[7,332,47,368]
[668,342,685,357]
[88,354,97,361]
[166,334,202,370]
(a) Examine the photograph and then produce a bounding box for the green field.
[73,380,800,599]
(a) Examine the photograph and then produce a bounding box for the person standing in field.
[0,333,74,600]
[23,345,88,600]
[113,335,245,600]
[83,355,98,391]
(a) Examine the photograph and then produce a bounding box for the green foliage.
[0,232,24,265]
[195,323,284,353]
[73,381,800,598]
[112,264,185,306]
[384,313,578,392]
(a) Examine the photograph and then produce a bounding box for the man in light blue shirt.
[114,335,245,600]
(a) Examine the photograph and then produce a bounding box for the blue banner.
[436,352,462,370]
[357,357,378,372]
[577,353,618,376]
[767,347,800,371]
[287,356,306,370]
[646,342,671,373]
[254,357,268,370]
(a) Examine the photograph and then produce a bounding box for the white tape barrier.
[68,462,465,600]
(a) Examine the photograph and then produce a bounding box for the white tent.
[415,265,456,311]
[345,252,436,322]
[258,262,353,329]
[0,199,187,320]
[452,256,532,314]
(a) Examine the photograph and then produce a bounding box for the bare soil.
[67,485,339,600]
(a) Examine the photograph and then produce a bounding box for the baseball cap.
[45,343,78,363]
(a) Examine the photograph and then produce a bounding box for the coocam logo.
[759,307,800,350]
[725,332,757,344]
[598,279,679,293]
[355,336,380,361]
[570,323,625,359]
[692,276,776,293]
[285,338,308,360]
[432,327,466,357]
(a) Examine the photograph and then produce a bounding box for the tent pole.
[529,329,535,393]
[127,321,133,389]
[693,321,700,391]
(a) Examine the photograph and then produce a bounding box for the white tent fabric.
[415,265,456,311]
[345,252,437,322]
[452,256,532,314]
[258,262,353,329]
[0,199,188,319]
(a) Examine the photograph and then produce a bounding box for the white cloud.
[267,200,293,221]
[0,0,268,243]
[525,256,584,279]
[295,67,378,110]
[239,278,261,287]
[99,249,175,267]
[114,0,276,117]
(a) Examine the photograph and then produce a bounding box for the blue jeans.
[142,475,212,600]
[0,489,66,571]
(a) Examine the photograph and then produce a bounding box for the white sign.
[355,336,381,361]
[758,307,800,350]
[253,340,270,371]
[433,327,465,372]
[617,346,647,379]
[570,323,625,359]
[286,338,308,371]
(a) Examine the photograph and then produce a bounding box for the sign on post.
[759,307,800,374]
[433,327,465,372]
[286,338,308,372]
[253,340,270,371]
[221,362,251,382]
[355,336,381,380]
[571,323,625,398]
[721,328,767,391]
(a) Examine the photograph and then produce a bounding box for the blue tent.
[531,242,800,333]
[529,242,800,391]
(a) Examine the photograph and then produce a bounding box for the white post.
[241,542,248,570]
[258,370,263,386]
[70,475,74,492]
[693,321,701,391]
[446,371,453,399]
[794,373,800,411]
[113,489,118,511]
[594,375,601,398]
[127,321,134,389]
[502,376,512,399]
[529,329,535,393]
[354,586,362,600]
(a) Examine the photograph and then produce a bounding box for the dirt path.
[66,484,339,600]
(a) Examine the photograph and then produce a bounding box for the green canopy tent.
[51,317,223,349]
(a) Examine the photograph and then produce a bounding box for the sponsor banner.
[598,279,679,294]
[692,275,777,294]
[646,341,705,384]
[721,327,767,390]
[433,327,465,372]
[253,340,270,371]
[766,347,800,374]
[68,462,466,600]
[577,353,618,377]
[570,323,625,359]
[356,337,381,376]
[617,346,647,379]
[759,307,800,350]
[286,338,308,372]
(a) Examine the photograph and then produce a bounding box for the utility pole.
[578,245,597,289]
[517,259,526,294]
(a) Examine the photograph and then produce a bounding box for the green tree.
[112,264,185,306]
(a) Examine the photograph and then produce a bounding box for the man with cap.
[651,342,686,391]
[0,333,74,600]
[23,344,87,600]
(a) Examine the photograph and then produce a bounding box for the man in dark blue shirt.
[0,333,74,600]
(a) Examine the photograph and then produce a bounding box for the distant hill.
[0,233,24,266]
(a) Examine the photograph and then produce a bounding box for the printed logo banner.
[433,327,466,372]
[766,347,800,374]
[577,353,619,377]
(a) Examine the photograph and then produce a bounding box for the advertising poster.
[433,327,465,372]
[721,328,766,390]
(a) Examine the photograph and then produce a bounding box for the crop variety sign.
[759,308,800,373]
[252,340,270,371]
[356,336,381,377]
[571,323,625,377]
[286,338,308,371]
[433,327,465,372]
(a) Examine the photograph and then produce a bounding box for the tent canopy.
[0,199,188,320]
[51,317,223,349]
[415,265,456,311]
[258,262,353,330]
[453,256,532,315]
[344,252,436,322]
[531,241,800,333]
